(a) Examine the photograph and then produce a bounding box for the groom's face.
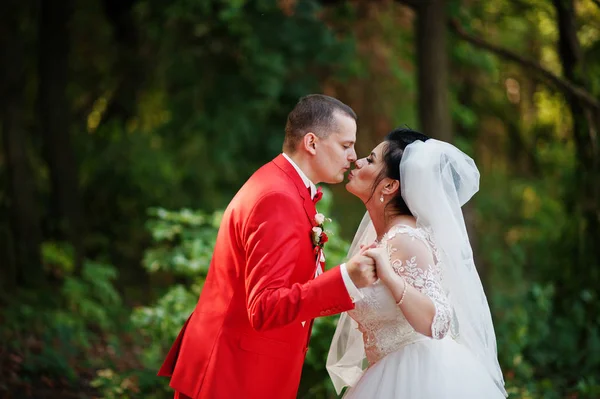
[312,112,357,184]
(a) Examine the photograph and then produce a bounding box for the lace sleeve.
[385,227,452,339]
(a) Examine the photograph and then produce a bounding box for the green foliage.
[143,207,222,275]
[476,163,600,397]
[42,241,76,275]
[0,256,124,383]
[93,207,219,397]
[129,0,356,208]
[91,368,141,399]
[133,207,218,356]
[63,261,122,332]
[493,283,555,397]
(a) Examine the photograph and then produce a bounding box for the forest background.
[1,0,600,398]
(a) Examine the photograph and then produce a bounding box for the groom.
[158,94,377,399]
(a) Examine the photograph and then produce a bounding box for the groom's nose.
[348,148,357,162]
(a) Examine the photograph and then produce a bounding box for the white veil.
[326,139,506,396]
[326,212,374,391]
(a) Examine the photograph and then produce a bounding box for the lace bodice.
[347,224,453,365]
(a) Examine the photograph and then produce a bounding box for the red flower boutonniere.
[312,186,323,205]
[312,212,331,254]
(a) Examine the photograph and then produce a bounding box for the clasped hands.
[346,242,395,289]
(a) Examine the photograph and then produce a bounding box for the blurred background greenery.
[1,0,599,398]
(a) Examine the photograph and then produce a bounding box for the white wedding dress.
[341,223,506,399]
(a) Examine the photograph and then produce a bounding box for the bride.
[326,128,508,398]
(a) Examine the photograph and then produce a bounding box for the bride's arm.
[365,236,451,339]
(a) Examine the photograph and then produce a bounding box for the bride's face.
[346,142,387,202]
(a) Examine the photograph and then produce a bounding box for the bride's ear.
[303,132,318,155]
[382,179,400,196]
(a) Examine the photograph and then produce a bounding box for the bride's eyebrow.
[370,152,377,159]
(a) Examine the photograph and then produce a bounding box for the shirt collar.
[282,153,316,199]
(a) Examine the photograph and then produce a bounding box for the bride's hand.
[359,242,378,255]
[363,247,396,285]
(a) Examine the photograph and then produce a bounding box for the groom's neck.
[283,151,319,184]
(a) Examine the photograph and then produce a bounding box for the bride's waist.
[362,326,430,364]
[365,332,429,351]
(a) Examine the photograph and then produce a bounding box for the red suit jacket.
[158,154,355,399]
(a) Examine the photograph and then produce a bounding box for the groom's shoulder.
[235,159,299,201]
[249,157,291,185]
[252,167,294,192]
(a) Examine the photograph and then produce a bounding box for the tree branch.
[449,19,600,111]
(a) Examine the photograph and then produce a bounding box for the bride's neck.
[367,206,415,242]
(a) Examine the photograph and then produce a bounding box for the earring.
[380,194,384,203]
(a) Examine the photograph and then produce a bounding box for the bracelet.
[396,276,408,306]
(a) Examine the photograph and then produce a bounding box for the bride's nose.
[355,158,365,169]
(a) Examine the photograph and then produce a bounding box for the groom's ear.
[303,132,318,155]
[382,179,400,196]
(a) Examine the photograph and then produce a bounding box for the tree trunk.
[0,0,43,288]
[100,0,144,123]
[38,0,85,272]
[553,0,600,283]
[415,0,451,141]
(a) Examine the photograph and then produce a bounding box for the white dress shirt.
[282,153,363,303]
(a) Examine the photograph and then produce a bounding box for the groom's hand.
[346,253,377,288]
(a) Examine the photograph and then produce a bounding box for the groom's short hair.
[283,94,357,153]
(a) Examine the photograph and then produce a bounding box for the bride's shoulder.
[382,224,435,260]
[384,223,424,241]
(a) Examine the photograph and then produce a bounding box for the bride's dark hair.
[372,127,430,216]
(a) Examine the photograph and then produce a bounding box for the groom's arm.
[243,191,354,332]
[339,264,364,302]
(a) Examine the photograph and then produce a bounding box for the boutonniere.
[312,213,331,254]
[312,186,323,204]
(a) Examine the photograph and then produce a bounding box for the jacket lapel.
[272,155,317,225]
